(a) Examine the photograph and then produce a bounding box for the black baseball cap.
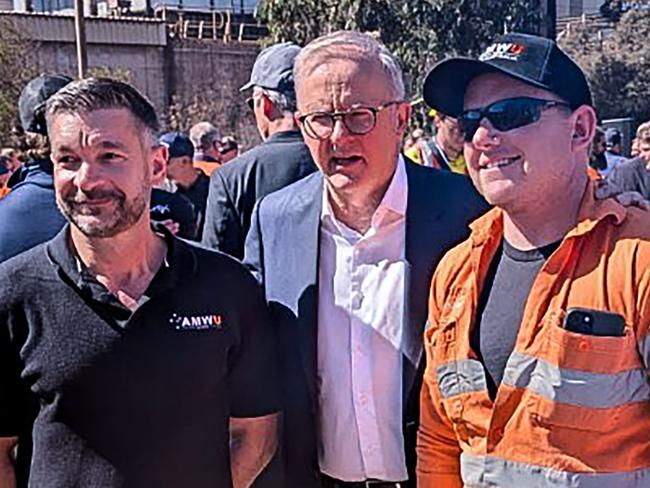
[19,74,73,135]
[605,127,622,146]
[423,32,592,116]
[158,132,194,159]
[240,42,300,95]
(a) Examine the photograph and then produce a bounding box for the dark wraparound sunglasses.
[459,97,571,142]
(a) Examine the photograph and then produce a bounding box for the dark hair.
[45,77,159,136]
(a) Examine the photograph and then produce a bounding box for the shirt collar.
[468,180,628,247]
[46,223,197,297]
[321,154,408,228]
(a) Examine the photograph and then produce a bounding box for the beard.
[57,181,150,238]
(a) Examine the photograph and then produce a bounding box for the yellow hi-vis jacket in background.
[417,183,650,488]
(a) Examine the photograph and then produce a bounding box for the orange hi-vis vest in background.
[417,183,650,488]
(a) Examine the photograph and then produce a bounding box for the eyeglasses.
[298,101,403,140]
[459,97,571,143]
[246,96,255,110]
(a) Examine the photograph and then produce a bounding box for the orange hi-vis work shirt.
[417,183,650,488]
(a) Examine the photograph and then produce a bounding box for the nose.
[471,119,502,150]
[74,161,104,192]
[329,116,350,144]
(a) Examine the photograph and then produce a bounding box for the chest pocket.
[522,318,649,433]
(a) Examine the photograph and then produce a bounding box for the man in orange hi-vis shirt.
[418,32,650,488]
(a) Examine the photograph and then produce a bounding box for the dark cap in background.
[158,132,195,159]
[423,32,592,116]
[240,42,301,95]
[19,74,73,135]
[605,127,622,147]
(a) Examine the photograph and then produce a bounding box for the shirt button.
[352,292,364,309]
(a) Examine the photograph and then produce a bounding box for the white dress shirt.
[317,156,409,482]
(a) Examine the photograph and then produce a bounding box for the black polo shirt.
[0,226,279,488]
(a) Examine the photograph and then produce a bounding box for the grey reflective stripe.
[461,453,650,488]
[638,335,650,370]
[501,351,650,409]
[435,359,487,399]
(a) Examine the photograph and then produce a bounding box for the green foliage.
[560,9,650,125]
[0,16,39,146]
[258,0,543,101]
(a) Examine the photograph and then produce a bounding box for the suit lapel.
[288,174,323,404]
[403,161,443,401]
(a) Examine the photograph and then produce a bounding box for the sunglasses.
[459,97,571,142]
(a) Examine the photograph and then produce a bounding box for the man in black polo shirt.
[0,78,279,488]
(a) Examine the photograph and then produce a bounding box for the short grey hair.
[253,86,296,114]
[189,122,221,152]
[294,31,405,100]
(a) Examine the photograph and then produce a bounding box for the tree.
[559,9,650,125]
[257,0,543,101]
[0,15,38,146]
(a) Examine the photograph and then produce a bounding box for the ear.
[570,105,597,153]
[150,145,167,185]
[395,102,412,135]
[262,94,275,120]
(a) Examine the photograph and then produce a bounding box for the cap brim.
[423,58,549,116]
[239,80,255,92]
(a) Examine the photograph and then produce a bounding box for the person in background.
[403,128,429,164]
[218,136,240,164]
[588,126,607,179]
[0,74,71,263]
[159,131,210,240]
[429,109,467,173]
[202,42,316,261]
[601,127,627,177]
[607,125,650,200]
[0,148,22,175]
[0,160,10,199]
[190,121,222,176]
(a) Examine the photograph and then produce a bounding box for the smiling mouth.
[481,156,522,169]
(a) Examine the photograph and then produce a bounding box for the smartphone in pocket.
[563,308,626,337]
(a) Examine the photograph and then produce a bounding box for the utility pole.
[74,0,88,79]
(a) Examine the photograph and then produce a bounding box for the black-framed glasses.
[246,96,255,111]
[298,101,404,140]
[459,97,571,143]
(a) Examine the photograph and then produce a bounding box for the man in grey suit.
[244,31,488,488]
[201,42,315,259]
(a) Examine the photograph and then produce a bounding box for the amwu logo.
[170,312,224,331]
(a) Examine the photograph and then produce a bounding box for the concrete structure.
[557,0,602,17]
[0,11,260,146]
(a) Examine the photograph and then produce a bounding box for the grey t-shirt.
[471,239,560,399]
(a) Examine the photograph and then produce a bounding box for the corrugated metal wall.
[5,12,166,45]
